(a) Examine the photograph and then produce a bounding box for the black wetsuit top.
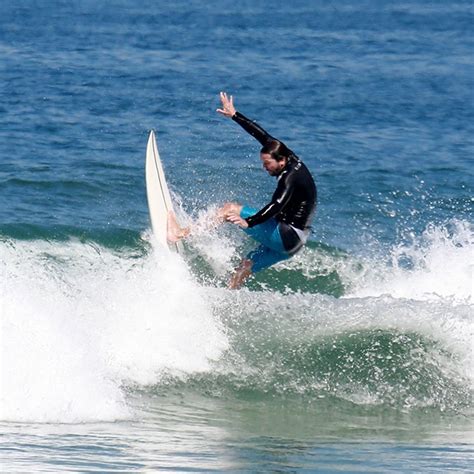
[232,111,317,254]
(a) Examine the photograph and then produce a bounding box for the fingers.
[219,91,232,105]
[219,91,228,109]
[226,213,245,227]
[226,213,240,224]
[217,91,236,117]
[225,214,248,229]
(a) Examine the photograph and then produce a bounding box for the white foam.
[348,220,473,302]
[183,206,240,277]
[0,237,228,423]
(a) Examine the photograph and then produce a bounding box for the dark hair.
[260,139,292,162]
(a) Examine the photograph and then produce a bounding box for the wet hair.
[260,139,292,162]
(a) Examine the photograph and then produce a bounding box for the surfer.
[168,92,317,289]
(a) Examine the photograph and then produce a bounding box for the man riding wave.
[168,92,317,289]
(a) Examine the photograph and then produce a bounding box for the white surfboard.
[145,130,183,253]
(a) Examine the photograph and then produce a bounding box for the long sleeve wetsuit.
[232,111,317,252]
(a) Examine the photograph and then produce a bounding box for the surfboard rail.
[145,130,183,253]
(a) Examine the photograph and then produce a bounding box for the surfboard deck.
[145,130,183,253]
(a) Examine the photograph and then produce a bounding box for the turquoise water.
[1,1,473,471]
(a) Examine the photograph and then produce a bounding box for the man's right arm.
[232,111,274,146]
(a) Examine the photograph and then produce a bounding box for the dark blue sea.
[1,1,473,472]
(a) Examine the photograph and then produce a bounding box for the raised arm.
[216,91,274,146]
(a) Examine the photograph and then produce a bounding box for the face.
[260,153,286,176]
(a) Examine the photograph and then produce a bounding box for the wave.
[0,223,146,250]
[184,290,472,412]
[0,219,472,422]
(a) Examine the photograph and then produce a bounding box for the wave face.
[1,219,472,423]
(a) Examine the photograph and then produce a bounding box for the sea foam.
[348,220,473,302]
[0,237,228,423]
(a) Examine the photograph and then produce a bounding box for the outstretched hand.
[216,91,236,118]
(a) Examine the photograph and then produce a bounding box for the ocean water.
[1,0,473,472]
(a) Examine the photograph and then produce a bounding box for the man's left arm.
[244,174,294,228]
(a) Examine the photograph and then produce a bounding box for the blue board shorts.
[240,205,291,273]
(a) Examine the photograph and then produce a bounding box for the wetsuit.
[232,111,317,271]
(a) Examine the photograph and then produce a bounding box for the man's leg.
[228,244,290,289]
[228,258,253,289]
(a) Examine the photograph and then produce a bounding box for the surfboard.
[145,130,183,253]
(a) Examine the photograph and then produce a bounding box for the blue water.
[1,1,473,472]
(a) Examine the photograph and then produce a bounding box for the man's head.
[260,139,291,176]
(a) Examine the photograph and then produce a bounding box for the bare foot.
[167,211,190,243]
